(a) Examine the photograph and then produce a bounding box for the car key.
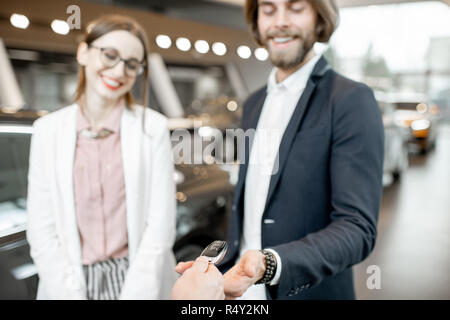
[200,240,228,265]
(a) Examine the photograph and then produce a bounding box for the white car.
[376,96,409,186]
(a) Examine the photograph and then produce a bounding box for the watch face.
[200,240,228,264]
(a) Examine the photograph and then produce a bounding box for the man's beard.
[261,28,316,70]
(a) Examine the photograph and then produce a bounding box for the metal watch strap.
[256,249,277,285]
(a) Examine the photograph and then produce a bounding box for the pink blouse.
[73,102,128,265]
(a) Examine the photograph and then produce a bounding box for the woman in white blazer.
[26,15,177,299]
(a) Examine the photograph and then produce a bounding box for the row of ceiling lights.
[155,34,269,61]
[10,13,71,35]
[10,13,269,61]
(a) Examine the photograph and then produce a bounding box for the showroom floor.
[353,122,450,300]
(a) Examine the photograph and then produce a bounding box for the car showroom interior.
[0,0,449,300]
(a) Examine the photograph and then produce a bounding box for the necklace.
[80,128,113,139]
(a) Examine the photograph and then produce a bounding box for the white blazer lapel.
[121,107,143,261]
[55,104,82,266]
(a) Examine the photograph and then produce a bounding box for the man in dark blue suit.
[220,0,384,300]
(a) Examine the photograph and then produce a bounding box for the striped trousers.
[82,256,129,300]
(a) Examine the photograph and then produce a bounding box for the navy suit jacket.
[219,57,384,300]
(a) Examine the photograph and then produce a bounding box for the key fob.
[200,240,228,265]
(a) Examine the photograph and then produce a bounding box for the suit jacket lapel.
[263,57,331,214]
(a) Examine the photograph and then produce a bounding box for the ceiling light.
[254,47,269,61]
[156,34,171,49]
[194,40,209,54]
[176,37,191,52]
[212,42,227,56]
[237,45,251,59]
[51,19,70,35]
[10,14,29,29]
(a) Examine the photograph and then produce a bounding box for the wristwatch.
[200,240,228,265]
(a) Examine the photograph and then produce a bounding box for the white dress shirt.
[238,54,321,300]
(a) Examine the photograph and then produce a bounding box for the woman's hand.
[170,256,225,300]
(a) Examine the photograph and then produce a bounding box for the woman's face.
[77,30,145,103]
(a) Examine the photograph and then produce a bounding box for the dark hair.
[74,14,149,110]
[244,0,340,46]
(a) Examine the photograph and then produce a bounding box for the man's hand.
[223,250,266,300]
[170,256,225,300]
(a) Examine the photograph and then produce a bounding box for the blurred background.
[0,0,449,299]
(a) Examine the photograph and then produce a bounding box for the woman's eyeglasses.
[89,45,146,77]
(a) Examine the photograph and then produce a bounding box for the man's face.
[257,0,318,70]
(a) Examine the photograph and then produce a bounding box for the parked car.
[0,108,235,299]
[0,112,38,299]
[375,94,409,185]
[388,93,440,154]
